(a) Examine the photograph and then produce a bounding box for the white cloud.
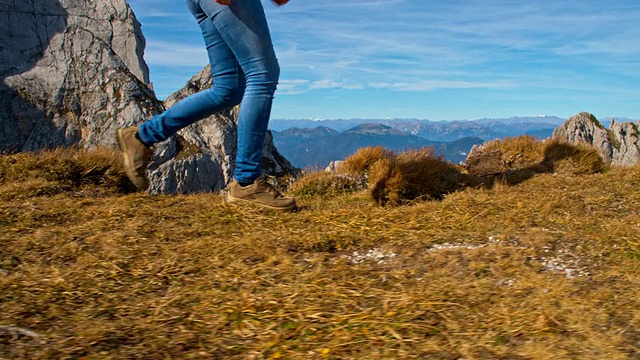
[308,79,342,90]
[368,79,512,92]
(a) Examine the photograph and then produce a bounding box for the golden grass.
[288,171,365,198]
[0,147,136,199]
[471,136,606,176]
[542,139,607,175]
[368,148,478,206]
[293,138,605,207]
[1,149,639,359]
[338,146,395,175]
[477,135,546,167]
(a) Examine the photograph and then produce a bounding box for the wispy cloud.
[269,0,640,93]
[369,79,512,92]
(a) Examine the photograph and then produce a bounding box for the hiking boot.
[116,126,153,190]
[227,175,297,211]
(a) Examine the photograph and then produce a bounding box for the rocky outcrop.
[1,0,296,194]
[147,65,297,195]
[552,112,640,166]
[607,120,640,166]
[1,0,160,153]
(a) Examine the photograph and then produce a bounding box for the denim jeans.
[138,0,280,184]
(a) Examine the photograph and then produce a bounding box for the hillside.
[1,149,639,359]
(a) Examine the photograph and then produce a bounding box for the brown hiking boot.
[116,126,153,190]
[227,175,297,211]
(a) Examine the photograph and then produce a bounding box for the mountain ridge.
[272,123,484,168]
[269,116,568,142]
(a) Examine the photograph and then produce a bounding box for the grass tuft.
[467,135,608,180]
[0,147,137,197]
[288,171,365,197]
[338,146,395,175]
[470,135,546,171]
[542,139,607,175]
[368,148,477,206]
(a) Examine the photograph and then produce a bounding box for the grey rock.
[1,0,160,153]
[608,119,640,167]
[60,0,150,85]
[465,147,507,176]
[147,65,297,195]
[325,160,344,173]
[552,112,640,166]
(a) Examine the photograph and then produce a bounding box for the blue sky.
[127,0,639,121]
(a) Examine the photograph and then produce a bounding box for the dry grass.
[0,147,136,199]
[542,140,607,175]
[466,136,608,188]
[288,171,365,198]
[477,135,546,168]
[338,146,395,175]
[471,136,606,176]
[293,138,605,207]
[1,149,640,359]
[368,148,478,206]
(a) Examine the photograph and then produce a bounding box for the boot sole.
[227,193,297,211]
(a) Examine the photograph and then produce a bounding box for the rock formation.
[1,0,296,194]
[1,0,160,153]
[552,112,640,166]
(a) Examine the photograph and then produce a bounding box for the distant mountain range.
[270,116,567,142]
[272,123,484,169]
[269,115,635,169]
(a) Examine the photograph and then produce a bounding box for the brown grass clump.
[542,139,607,175]
[338,146,395,175]
[474,135,547,169]
[466,136,607,184]
[288,171,365,197]
[0,147,136,198]
[369,148,476,206]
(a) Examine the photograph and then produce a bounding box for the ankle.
[135,132,152,148]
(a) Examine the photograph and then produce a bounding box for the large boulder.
[1,0,160,152]
[147,65,297,195]
[552,112,640,166]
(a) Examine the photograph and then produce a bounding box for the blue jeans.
[138,0,280,184]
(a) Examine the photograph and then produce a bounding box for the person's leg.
[136,0,245,146]
[196,0,280,184]
[117,0,243,190]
